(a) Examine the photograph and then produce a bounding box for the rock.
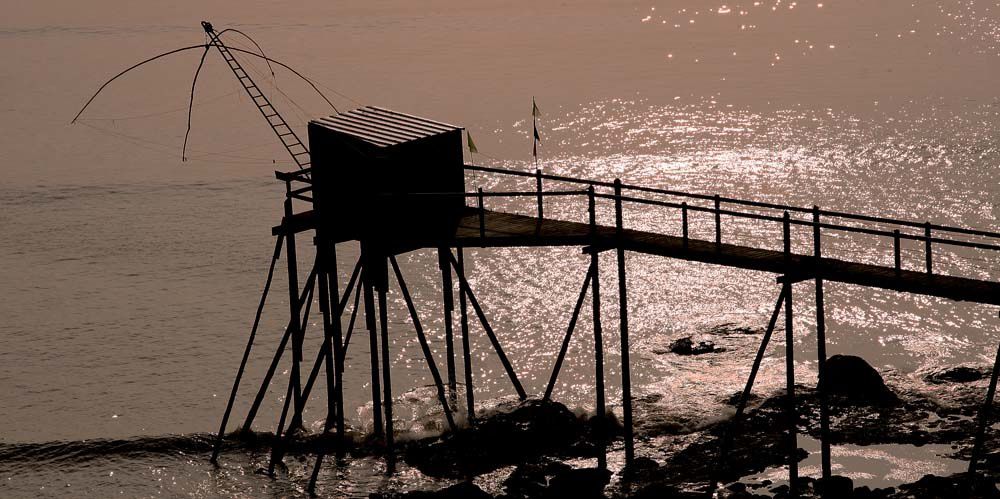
[924,366,992,384]
[668,336,725,355]
[545,467,611,498]
[896,473,1000,498]
[814,475,853,497]
[724,391,762,407]
[820,355,898,406]
[621,456,659,482]
[370,481,492,499]
[503,461,571,498]
[405,399,586,478]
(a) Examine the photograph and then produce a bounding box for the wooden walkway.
[279,207,1000,306]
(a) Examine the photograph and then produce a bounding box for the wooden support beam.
[968,311,1000,479]
[813,207,832,480]
[457,249,476,422]
[784,282,799,496]
[544,268,592,401]
[614,179,635,470]
[588,185,607,470]
[439,249,458,406]
[362,264,384,437]
[447,251,528,400]
[712,287,786,491]
[378,265,396,467]
[211,234,283,464]
[242,268,317,432]
[389,256,458,432]
[283,194,305,430]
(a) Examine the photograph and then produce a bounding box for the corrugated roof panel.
[311,106,461,147]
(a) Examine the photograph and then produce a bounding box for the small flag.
[467,131,478,154]
[532,97,541,161]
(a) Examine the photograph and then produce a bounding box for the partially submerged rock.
[820,355,899,406]
[924,365,992,384]
[370,481,491,499]
[405,399,589,478]
[893,472,1000,498]
[664,336,725,356]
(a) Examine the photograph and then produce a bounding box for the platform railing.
[458,163,1000,277]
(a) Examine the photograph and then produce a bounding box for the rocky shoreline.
[365,353,1000,499]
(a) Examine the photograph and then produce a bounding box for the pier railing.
[458,164,1000,278]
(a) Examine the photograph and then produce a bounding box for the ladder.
[201,21,311,170]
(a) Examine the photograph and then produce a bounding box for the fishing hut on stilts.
[71,20,1000,497]
[213,107,1000,496]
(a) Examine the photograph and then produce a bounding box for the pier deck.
[279,207,1000,306]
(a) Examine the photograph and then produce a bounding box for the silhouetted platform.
[277,207,1000,306]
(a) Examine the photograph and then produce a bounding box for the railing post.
[783,211,791,264]
[477,187,485,242]
[682,202,689,250]
[714,194,722,249]
[892,229,902,277]
[536,169,544,220]
[812,206,821,261]
[925,222,933,275]
[588,185,596,236]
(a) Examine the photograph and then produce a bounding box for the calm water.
[1,0,999,496]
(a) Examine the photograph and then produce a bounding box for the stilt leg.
[284,199,304,430]
[390,256,458,431]
[968,316,1000,478]
[377,258,395,468]
[617,246,633,469]
[457,249,476,423]
[544,267,592,400]
[784,281,799,496]
[815,277,832,480]
[711,287,785,493]
[590,248,607,470]
[439,249,458,407]
[362,263,384,437]
[448,251,527,400]
[243,269,317,432]
[211,234,283,464]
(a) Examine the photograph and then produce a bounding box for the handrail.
[464,164,1000,240]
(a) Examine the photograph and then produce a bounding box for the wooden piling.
[588,186,607,469]
[713,288,786,490]
[449,251,528,400]
[783,281,799,496]
[242,268,317,431]
[377,262,395,465]
[614,179,635,469]
[544,268,592,400]
[456,249,476,423]
[894,229,902,276]
[211,234,283,464]
[438,249,458,406]
[390,256,458,431]
[813,207,832,480]
[968,313,1000,478]
[362,261,384,437]
[283,191,304,428]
